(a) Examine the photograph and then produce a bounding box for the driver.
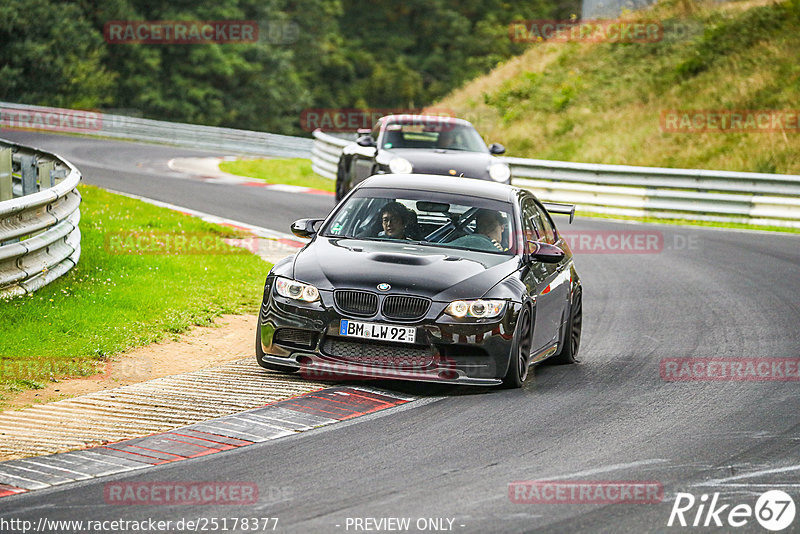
[437,129,457,149]
[449,209,506,252]
[379,202,409,240]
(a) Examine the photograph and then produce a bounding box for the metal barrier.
[3,101,798,228]
[0,139,81,298]
[311,130,349,181]
[312,130,800,228]
[0,101,313,158]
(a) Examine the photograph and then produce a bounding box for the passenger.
[449,209,506,252]
[437,129,457,150]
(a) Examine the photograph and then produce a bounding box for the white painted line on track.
[538,459,670,480]
[167,157,335,196]
[693,464,800,487]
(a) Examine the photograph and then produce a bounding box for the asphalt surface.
[1,131,800,533]
[0,131,333,232]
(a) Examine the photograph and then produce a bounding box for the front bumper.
[258,286,520,387]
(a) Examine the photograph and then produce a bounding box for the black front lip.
[259,288,519,386]
[258,353,502,386]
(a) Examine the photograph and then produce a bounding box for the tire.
[502,306,533,388]
[335,158,349,202]
[547,286,582,365]
[255,322,298,374]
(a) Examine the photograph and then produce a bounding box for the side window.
[520,199,541,252]
[533,202,556,244]
[371,121,382,143]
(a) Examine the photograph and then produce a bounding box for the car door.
[519,196,564,357]
[532,198,571,352]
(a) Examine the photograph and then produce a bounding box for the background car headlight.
[488,162,511,183]
[388,157,413,174]
[275,277,320,302]
[445,299,505,318]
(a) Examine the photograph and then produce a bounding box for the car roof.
[356,174,518,202]
[379,114,473,128]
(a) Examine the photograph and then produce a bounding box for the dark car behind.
[335,114,511,200]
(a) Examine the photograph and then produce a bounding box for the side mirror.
[527,241,564,264]
[356,128,372,135]
[356,135,376,147]
[489,143,506,155]
[291,218,324,239]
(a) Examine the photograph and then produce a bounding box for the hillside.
[437,0,800,174]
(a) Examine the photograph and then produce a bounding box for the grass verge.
[438,0,800,174]
[219,157,335,192]
[574,210,800,233]
[0,184,271,404]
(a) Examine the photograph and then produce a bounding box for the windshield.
[322,189,517,255]
[379,120,488,152]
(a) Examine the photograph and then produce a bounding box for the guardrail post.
[37,159,55,189]
[20,155,37,195]
[51,168,67,185]
[0,148,11,201]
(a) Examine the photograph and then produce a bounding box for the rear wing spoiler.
[542,202,576,223]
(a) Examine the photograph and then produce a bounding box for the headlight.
[274,276,320,302]
[488,163,511,183]
[388,157,413,174]
[445,299,506,319]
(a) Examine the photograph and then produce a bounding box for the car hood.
[292,237,520,301]
[386,149,495,179]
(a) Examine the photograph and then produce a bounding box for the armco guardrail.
[312,130,800,228]
[0,138,81,298]
[0,102,312,158]
[311,130,350,181]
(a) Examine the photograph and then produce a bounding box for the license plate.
[339,320,416,344]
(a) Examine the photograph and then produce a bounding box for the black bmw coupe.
[334,114,511,201]
[256,174,582,388]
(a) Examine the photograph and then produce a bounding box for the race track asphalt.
[1,131,799,533]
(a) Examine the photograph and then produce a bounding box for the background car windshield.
[323,190,516,255]
[381,121,487,152]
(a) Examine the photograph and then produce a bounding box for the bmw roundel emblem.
[377,283,391,291]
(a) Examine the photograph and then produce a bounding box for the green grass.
[575,210,800,233]
[0,185,271,403]
[219,157,335,192]
[439,0,800,174]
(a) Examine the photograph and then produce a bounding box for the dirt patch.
[2,314,257,412]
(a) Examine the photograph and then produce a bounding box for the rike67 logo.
[668,490,796,531]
